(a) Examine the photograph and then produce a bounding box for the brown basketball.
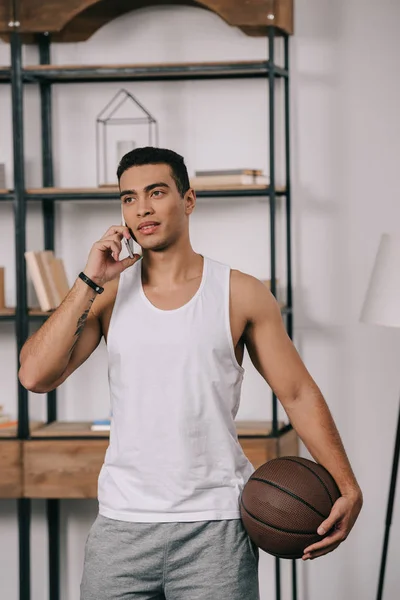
[240,456,341,559]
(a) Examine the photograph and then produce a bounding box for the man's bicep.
[244,285,313,405]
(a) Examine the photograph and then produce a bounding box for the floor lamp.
[360,233,400,600]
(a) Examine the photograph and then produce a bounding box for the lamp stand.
[377,396,400,600]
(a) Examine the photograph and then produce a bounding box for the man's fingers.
[303,541,341,561]
[303,529,344,555]
[317,508,343,536]
[119,255,141,271]
[103,225,131,239]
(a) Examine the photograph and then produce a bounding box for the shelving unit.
[1,2,296,600]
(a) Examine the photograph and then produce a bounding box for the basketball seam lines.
[240,498,318,535]
[250,477,327,519]
[277,457,336,506]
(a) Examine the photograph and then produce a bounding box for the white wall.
[1,0,400,598]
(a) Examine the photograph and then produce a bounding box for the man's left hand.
[302,491,363,560]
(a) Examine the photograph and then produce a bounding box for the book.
[25,251,54,312]
[38,250,61,308]
[49,257,70,304]
[90,419,111,432]
[190,174,270,188]
[195,169,263,177]
[25,251,70,312]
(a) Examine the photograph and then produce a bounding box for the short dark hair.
[117,146,190,197]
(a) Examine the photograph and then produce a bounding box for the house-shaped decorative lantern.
[96,88,159,187]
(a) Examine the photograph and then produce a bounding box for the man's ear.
[184,189,196,215]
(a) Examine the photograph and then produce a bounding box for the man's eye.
[124,197,134,204]
[152,190,164,198]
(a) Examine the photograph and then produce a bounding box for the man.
[19,147,362,600]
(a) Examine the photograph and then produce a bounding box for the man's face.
[119,163,195,252]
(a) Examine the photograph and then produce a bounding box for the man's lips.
[137,222,160,235]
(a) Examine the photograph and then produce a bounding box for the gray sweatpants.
[80,514,260,600]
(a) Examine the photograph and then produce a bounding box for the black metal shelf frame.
[6,25,295,600]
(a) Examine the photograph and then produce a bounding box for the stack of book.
[24,250,70,313]
[190,168,269,191]
[90,418,111,432]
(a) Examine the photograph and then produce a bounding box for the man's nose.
[136,200,154,217]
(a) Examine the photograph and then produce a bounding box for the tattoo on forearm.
[70,297,95,353]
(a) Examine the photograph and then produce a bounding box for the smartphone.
[121,206,137,258]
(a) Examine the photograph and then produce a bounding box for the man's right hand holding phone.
[83,225,141,288]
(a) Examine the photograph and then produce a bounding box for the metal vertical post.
[11,10,28,442]
[283,33,298,600]
[268,29,279,437]
[268,27,281,600]
[284,34,293,342]
[37,33,61,600]
[38,33,57,423]
[47,498,60,600]
[11,20,32,600]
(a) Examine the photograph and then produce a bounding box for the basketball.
[240,456,341,559]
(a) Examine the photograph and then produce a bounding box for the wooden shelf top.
[0,1,294,41]
[29,420,289,439]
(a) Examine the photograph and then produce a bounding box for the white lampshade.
[360,233,400,328]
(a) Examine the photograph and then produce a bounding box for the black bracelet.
[78,272,104,294]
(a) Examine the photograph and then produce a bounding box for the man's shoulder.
[230,268,264,293]
[230,269,278,322]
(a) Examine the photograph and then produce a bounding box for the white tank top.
[98,255,255,522]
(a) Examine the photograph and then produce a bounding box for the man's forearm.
[284,383,361,498]
[19,277,96,389]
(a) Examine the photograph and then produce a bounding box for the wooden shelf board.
[1,61,289,84]
[235,420,288,437]
[0,440,22,498]
[26,185,284,193]
[23,424,298,498]
[24,60,268,73]
[1,305,289,319]
[30,420,290,439]
[0,188,13,199]
[27,187,118,195]
[0,421,44,439]
[25,186,286,202]
[0,307,54,318]
[31,421,110,438]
